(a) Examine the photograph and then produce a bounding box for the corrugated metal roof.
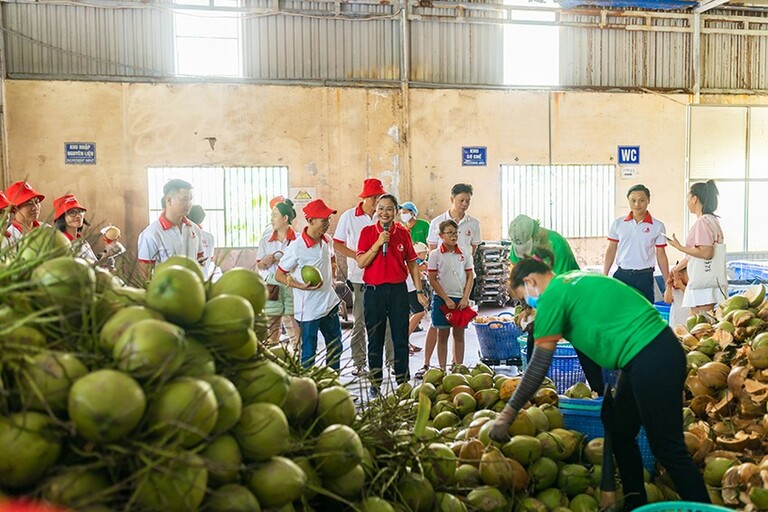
[3,2,174,77]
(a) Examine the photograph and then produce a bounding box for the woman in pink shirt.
[668,180,726,313]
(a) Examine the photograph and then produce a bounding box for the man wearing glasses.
[4,181,46,243]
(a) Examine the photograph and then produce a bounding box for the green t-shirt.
[510,228,580,275]
[408,219,430,245]
[533,272,667,369]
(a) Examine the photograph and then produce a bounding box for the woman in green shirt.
[489,248,709,510]
[399,201,430,245]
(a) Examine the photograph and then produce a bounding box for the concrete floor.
[301,304,521,401]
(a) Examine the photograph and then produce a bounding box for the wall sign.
[65,143,96,165]
[462,147,487,166]
[617,145,640,165]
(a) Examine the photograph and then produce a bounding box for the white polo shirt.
[278,228,340,323]
[427,211,482,254]
[137,214,204,265]
[607,212,667,270]
[427,243,474,298]
[63,232,97,262]
[333,203,375,284]
[257,227,297,283]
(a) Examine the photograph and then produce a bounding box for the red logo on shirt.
[643,227,651,234]
[398,244,404,252]
[466,230,471,236]
[458,255,465,262]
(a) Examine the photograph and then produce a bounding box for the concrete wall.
[5,80,763,271]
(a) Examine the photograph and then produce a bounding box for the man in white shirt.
[333,178,394,376]
[137,179,204,277]
[418,183,482,378]
[603,184,670,302]
[188,205,222,281]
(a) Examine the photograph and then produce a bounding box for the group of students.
[254,180,481,397]
[488,180,724,510]
[0,180,102,261]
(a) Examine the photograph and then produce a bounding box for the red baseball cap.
[0,191,9,210]
[53,194,88,219]
[303,199,337,219]
[269,195,286,209]
[358,178,386,198]
[4,181,45,206]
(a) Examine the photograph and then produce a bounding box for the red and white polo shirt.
[357,221,417,286]
[278,228,340,322]
[137,213,203,264]
[607,211,667,270]
[333,203,375,284]
[427,243,474,298]
[426,211,481,254]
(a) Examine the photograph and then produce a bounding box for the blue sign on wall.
[462,146,487,166]
[617,145,640,165]
[65,143,96,165]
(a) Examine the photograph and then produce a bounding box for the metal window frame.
[500,163,615,239]
[147,165,288,249]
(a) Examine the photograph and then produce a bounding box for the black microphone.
[382,222,390,256]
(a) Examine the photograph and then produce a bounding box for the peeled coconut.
[232,402,289,461]
[0,412,62,489]
[316,385,356,427]
[233,360,290,406]
[18,351,88,413]
[315,424,364,477]
[147,377,219,448]
[397,472,435,512]
[466,486,508,512]
[68,369,146,443]
[134,452,208,512]
[697,362,730,390]
[205,484,261,512]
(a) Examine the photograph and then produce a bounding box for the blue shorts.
[431,295,462,329]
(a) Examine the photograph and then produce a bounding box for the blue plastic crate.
[654,301,671,323]
[473,312,523,361]
[559,396,655,473]
[727,260,768,282]
[519,339,586,394]
[634,502,732,512]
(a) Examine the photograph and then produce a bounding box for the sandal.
[415,365,429,380]
[409,343,423,353]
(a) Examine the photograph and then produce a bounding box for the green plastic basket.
[633,502,732,512]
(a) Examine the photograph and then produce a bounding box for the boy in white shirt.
[424,220,475,372]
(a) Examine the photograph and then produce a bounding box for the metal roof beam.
[696,0,730,12]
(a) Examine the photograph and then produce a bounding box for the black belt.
[617,267,654,274]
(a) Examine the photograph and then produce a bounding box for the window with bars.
[147,166,288,248]
[174,0,242,77]
[501,164,615,238]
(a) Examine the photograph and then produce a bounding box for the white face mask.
[401,213,413,223]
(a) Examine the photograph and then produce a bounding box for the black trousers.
[363,282,410,387]
[526,326,605,396]
[610,327,709,510]
[614,268,655,303]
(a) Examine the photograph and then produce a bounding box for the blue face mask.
[524,281,540,309]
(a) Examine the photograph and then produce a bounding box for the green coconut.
[529,457,559,491]
[134,452,208,512]
[423,443,458,486]
[200,374,242,435]
[200,434,242,485]
[247,456,307,510]
[397,472,435,512]
[359,497,396,512]
[704,457,738,487]
[42,470,111,509]
[232,402,289,461]
[323,464,365,497]
[205,484,261,512]
[314,424,364,477]
[569,493,598,512]
[316,385,356,427]
[454,464,481,487]
[502,435,542,465]
[465,486,508,512]
[557,464,591,497]
[516,497,548,512]
[434,492,468,512]
[233,360,290,406]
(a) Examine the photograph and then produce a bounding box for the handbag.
[439,304,478,328]
[267,283,280,301]
[686,216,727,296]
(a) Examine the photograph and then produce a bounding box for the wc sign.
[618,146,640,165]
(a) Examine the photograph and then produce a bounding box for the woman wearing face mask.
[53,194,97,262]
[399,201,430,246]
[488,247,709,511]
